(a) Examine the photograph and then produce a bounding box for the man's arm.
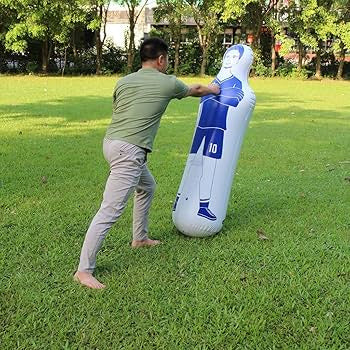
[186,83,220,97]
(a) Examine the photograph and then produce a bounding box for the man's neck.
[142,63,159,71]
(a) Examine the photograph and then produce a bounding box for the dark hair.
[225,44,244,59]
[140,37,168,62]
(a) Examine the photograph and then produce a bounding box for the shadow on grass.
[0,92,348,126]
[0,95,112,122]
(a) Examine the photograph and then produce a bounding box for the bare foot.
[74,271,106,289]
[131,239,162,248]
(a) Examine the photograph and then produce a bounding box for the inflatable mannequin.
[172,44,256,237]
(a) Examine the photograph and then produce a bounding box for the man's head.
[140,37,169,73]
[222,45,244,68]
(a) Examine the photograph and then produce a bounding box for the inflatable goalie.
[172,44,256,237]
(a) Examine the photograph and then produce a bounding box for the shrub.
[251,48,271,77]
[102,40,127,74]
[26,61,39,73]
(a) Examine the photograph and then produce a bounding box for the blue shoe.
[173,195,180,211]
[197,207,217,221]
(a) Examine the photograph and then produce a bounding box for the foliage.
[0,0,349,77]
[275,33,295,57]
[206,38,226,76]
[117,0,149,71]
[154,0,187,42]
[275,61,309,79]
[185,0,224,75]
[148,27,202,75]
[2,0,76,52]
[101,40,127,74]
[296,0,335,50]
[25,61,39,74]
[219,0,254,21]
[154,0,189,74]
[252,48,271,77]
[0,40,127,75]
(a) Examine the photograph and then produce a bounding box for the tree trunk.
[174,40,180,75]
[251,22,262,51]
[194,21,207,76]
[96,29,102,75]
[62,47,67,77]
[72,28,78,59]
[127,22,135,72]
[298,40,303,70]
[95,3,108,75]
[314,41,322,79]
[336,41,345,80]
[200,45,207,76]
[41,38,49,73]
[126,4,136,73]
[271,33,276,76]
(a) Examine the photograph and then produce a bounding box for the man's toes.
[88,279,105,289]
[96,282,106,289]
[86,280,105,289]
[74,273,106,289]
[131,239,162,248]
[86,280,96,288]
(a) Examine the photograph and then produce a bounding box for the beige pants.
[78,139,156,273]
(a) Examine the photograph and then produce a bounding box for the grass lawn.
[0,75,349,349]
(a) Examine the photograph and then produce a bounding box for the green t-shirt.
[105,68,189,151]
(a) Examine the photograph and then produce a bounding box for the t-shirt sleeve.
[171,76,189,100]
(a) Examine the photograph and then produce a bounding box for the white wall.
[105,22,152,49]
[104,2,154,49]
[105,23,129,48]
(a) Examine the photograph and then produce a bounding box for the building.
[104,3,238,49]
[104,3,153,48]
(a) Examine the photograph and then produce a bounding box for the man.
[174,45,245,221]
[74,37,220,289]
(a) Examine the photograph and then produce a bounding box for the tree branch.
[102,0,111,46]
[135,0,148,23]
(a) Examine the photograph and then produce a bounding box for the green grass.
[0,75,349,349]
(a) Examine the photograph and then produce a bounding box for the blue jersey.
[198,76,243,130]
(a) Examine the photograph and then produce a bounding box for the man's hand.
[208,83,220,95]
[186,83,221,97]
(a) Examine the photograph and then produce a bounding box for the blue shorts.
[190,127,224,159]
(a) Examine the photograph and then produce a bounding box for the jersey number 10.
[209,143,217,154]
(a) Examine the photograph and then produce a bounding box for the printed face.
[223,49,241,68]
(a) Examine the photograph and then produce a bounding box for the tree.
[298,0,335,79]
[265,2,283,75]
[0,0,17,68]
[85,0,111,75]
[56,1,88,75]
[154,0,186,75]
[118,0,148,72]
[283,0,306,70]
[185,0,223,76]
[331,0,350,79]
[222,0,282,75]
[0,1,16,44]
[3,0,74,73]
